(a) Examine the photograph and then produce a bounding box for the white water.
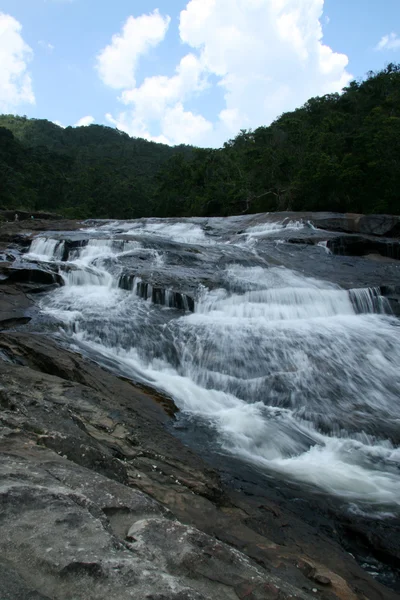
[29,237,65,261]
[86,220,212,245]
[244,219,304,240]
[26,220,400,509]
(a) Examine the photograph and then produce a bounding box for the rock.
[0,210,64,221]
[135,280,195,312]
[0,435,313,600]
[314,575,332,586]
[118,273,197,312]
[0,216,399,600]
[0,219,84,252]
[380,285,400,316]
[0,264,63,286]
[0,331,396,600]
[327,235,400,260]
[0,284,32,330]
[308,213,400,237]
[0,559,53,600]
[60,238,88,261]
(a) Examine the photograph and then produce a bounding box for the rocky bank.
[0,213,399,600]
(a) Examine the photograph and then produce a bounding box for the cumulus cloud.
[96,10,170,89]
[161,103,213,145]
[75,115,95,127]
[179,0,351,142]
[375,32,400,51]
[120,53,207,118]
[106,52,211,144]
[0,13,35,112]
[101,0,351,146]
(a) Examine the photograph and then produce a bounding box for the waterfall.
[28,219,400,509]
[28,237,65,261]
[350,287,390,314]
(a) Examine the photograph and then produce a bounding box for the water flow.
[28,221,400,509]
[28,237,65,261]
[244,219,304,241]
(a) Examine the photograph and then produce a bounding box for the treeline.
[0,117,191,219]
[1,64,400,218]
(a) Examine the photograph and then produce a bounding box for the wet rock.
[0,215,399,600]
[380,285,400,316]
[308,213,400,237]
[0,284,32,329]
[327,235,400,260]
[0,263,63,286]
[287,237,317,245]
[61,238,89,261]
[0,331,395,599]
[118,275,196,312]
[0,219,84,253]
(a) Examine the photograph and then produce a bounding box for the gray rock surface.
[0,214,399,600]
[0,332,396,600]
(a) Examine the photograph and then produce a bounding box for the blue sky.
[1,0,400,147]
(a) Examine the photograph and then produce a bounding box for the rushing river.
[26,216,400,512]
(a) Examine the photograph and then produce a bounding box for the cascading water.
[244,219,305,240]
[24,218,400,511]
[29,237,65,261]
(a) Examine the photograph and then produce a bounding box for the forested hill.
[0,117,192,218]
[1,64,400,218]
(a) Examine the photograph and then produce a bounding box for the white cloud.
[96,10,170,89]
[161,103,213,145]
[0,13,35,112]
[104,48,211,145]
[107,52,210,144]
[100,0,351,146]
[105,112,170,144]
[375,32,400,51]
[38,40,54,52]
[121,53,207,118]
[75,115,95,127]
[179,0,351,143]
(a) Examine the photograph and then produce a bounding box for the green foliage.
[154,64,400,216]
[0,117,192,218]
[0,64,399,218]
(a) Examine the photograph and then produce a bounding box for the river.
[26,215,400,517]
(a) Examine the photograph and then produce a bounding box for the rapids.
[26,216,400,512]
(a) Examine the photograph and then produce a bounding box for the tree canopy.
[1,64,399,218]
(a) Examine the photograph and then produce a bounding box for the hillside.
[1,63,400,218]
[154,63,400,217]
[0,117,191,218]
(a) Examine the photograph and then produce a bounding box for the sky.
[1,0,400,148]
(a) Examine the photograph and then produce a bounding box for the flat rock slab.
[0,432,311,600]
[0,331,397,600]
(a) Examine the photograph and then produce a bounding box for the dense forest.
[1,64,399,218]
